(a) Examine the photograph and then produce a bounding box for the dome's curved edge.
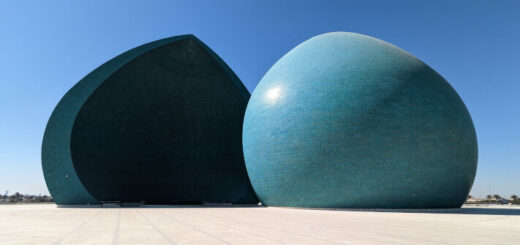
[41,35,195,205]
[190,36,251,100]
[343,32,478,199]
[350,31,477,200]
[425,68,479,201]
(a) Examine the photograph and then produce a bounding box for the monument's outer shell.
[42,35,257,205]
[243,32,478,208]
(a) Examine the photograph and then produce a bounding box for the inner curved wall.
[69,38,257,203]
[42,36,192,205]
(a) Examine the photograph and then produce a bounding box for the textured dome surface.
[42,35,257,205]
[243,32,478,208]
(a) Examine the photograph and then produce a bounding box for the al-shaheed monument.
[42,32,478,208]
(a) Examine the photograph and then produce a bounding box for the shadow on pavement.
[295,206,520,216]
[57,204,520,215]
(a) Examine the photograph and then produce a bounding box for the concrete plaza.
[0,204,519,244]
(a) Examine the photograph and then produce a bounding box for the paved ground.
[1,204,519,244]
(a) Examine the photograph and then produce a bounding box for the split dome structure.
[42,35,258,205]
[42,32,477,208]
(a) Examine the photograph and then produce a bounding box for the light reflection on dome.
[265,86,283,104]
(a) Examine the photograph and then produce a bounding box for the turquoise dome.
[243,32,478,208]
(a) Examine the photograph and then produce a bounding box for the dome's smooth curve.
[243,32,478,208]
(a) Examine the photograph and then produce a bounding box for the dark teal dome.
[243,32,478,208]
[42,35,257,205]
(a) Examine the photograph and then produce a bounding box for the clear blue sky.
[1,0,518,198]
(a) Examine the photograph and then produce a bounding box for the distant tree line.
[1,192,53,204]
[3,192,519,205]
[466,194,519,205]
